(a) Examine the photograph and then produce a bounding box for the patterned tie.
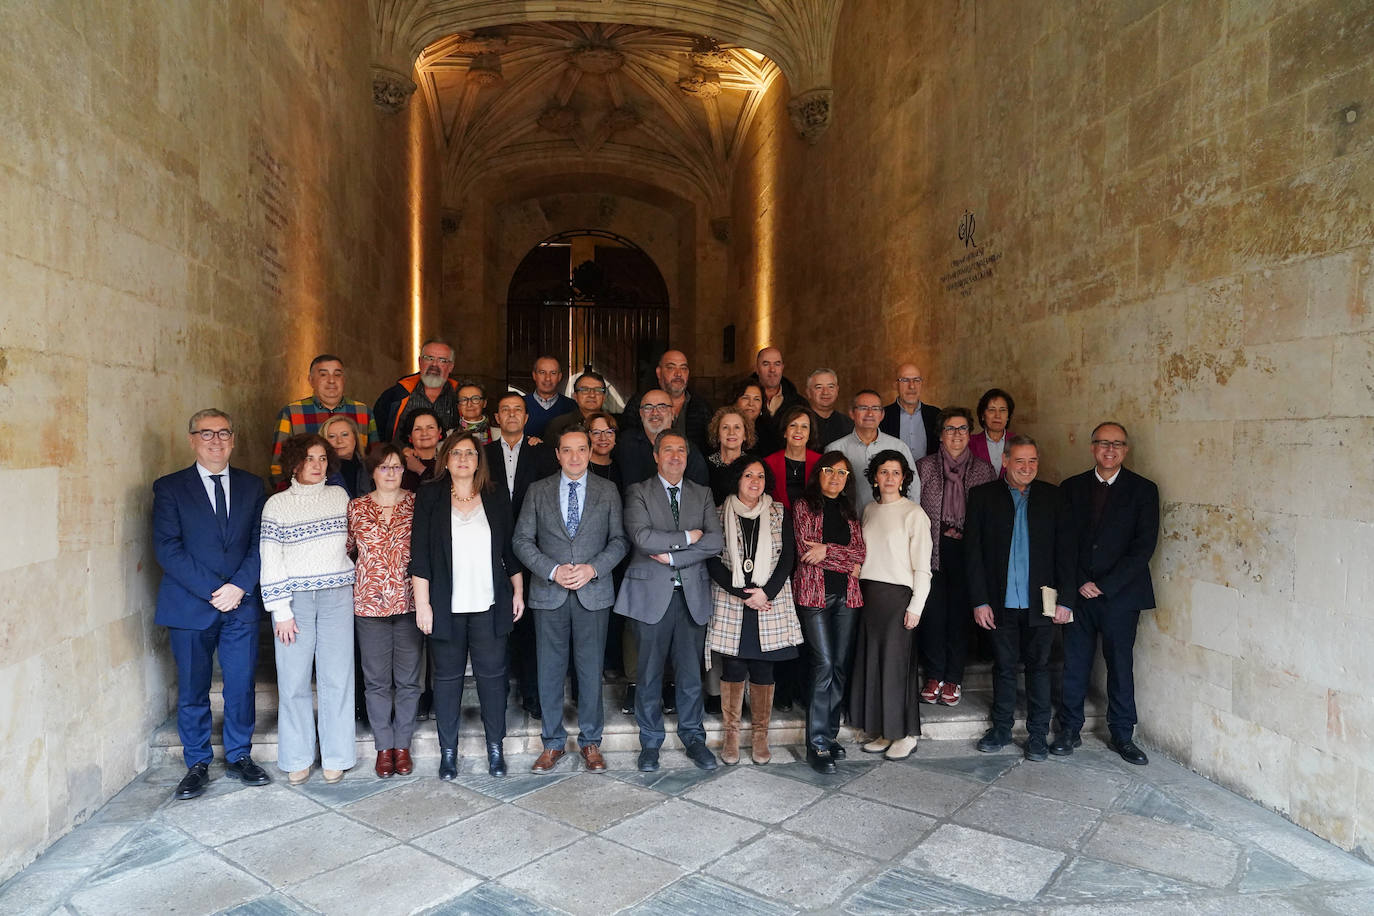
[566,480,581,537]
[211,474,229,539]
[668,485,680,527]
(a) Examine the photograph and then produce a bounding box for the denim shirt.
[1004,484,1031,609]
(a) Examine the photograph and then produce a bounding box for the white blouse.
[449,506,495,614]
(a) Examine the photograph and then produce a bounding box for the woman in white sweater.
[849,450,933,759]
[260,434,356,785]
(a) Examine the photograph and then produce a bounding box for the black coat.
[613,427,710,489]
[619,389,713,455]
[880,401,941,457]
[1060,467,1159,612]
[964,479,1076,624]
[409,480,518,640]
[484,436,556,521]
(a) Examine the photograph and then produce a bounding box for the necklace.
[451,486,477,503]
[740,517,758,575]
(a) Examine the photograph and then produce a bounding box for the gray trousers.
[275,586,356,772]
[356,613,423,751]
[635,590,707,748]
[535,593,609,749]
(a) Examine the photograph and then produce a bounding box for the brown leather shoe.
[375,749,395,779]
[531,747,566,773]
[580,745,607,772]
[393,748,413,776]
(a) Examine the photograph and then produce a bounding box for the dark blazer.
[880,402,941,457]
[964,479,1076,624]
[409,480,518,640]
[614,476,724,626]
[619,390,713,454]
[613,428,709,488]
[513,472,629,610]
[485,435,555,521]
[1060,467,1159,612]
[153,465,266,630]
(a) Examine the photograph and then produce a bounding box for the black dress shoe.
[486,742,507,777]
[637,747,661,772]
[621,684,637,716]
[224,756,271,786]
[662,683,676,716]
[174,762,210,800]
[1049,733,1082,757]
[1109,737,1149,766]
[438,748,458,781]
[806,745,837,775]
[976,728,1012,753]
[521,696,542,720]
[1024,734,1049,762]
[684,741,718,771]
[416,691,433,722]
[827,739,847,760]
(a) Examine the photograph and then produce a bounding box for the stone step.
[153,680,1104,765]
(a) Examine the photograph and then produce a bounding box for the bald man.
[749,346,803,451]
[880,362,941,458]
[619,349,712,454]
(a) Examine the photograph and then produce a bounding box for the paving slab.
[628,874,792,915]
[904,752,1022,784]
[514,773,661,832]
[339,777,496,840]
[767,757,879,789]
[1083,813,1242,888]
[610,765,720,796]
[844,763,985,817]
[217,894,315,915]
[841,866,1014,914]
[500,835,684,916]
[1043,856,1198,902]
[683,767,824,824]
[413,805,583,878]
[781,794,935,860]
[23,823,135,871]
[218,811,394,886]
[953,785,1102,850]
[990,757,1132,810]
[601,798,764,868]
[1116,782,1213,827]
[68,850,268,915]
[903,823,1064,901]
[158,783,324,846]
[424,882,554,915]
[454,770,574,803]
[0,866,87,914]
[83,822,199,886]
[284,845,478,916]
[706,832,873,910]
[1238,823,1374,883]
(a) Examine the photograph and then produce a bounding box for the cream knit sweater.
[259,480,354,622]
[858,498,934,616]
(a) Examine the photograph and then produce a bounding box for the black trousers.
[918,536,972,684]
[511,584,539,703]
[721,656,774,684]
[635,590,707,748]
[798,593,858,750]
[987,607,1054,738]
[1059,596,1140,740]
[431,608,508,748]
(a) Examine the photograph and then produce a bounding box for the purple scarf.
[940,446,974,533]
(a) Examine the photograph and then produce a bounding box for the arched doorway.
[505,229,669,411]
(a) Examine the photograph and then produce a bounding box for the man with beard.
[620,350,712,454]
[373,338,461,442]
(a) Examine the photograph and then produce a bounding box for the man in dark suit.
[615,430,725,772]
[487,392,556,718]
[964,435,1076,762]
[514,427,629,774]
[879,362,940,458]
[152,408,271,800]
[1053,422,1160,766]
[619,350,713,454]
[614,388,709,487]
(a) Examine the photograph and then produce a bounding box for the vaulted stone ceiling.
[415,23,779,208]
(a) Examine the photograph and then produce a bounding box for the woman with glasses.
[453,381,492,445]
[850,450,932,759]
[792,451,867,773]
[585,411,623,491]
[348,444,420,778]
[706,406,756,505]
[260,434,356,785]
[914,407,997,708]
[399,408,443,491]
[969,389,1015,479]
[410,431,524,778]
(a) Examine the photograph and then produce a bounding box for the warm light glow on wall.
[408,85,425,367]
[752,106,781,350]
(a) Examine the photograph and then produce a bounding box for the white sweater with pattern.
[259,480,354,621]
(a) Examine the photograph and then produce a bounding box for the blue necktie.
[566,480,580,537]
[212,474,229,539]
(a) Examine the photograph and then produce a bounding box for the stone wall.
[0,1,439,879]
[729,0,1374,856]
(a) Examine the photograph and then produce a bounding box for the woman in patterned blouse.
[348,444,419,779]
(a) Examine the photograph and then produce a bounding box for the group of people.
[153,339,1160,801]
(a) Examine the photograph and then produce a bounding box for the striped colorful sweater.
[259,480,354,621]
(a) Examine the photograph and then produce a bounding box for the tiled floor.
[5,736,1374,915]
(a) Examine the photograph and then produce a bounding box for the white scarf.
[722,493,774,590]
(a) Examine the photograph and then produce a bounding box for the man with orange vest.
[373,337,461,443]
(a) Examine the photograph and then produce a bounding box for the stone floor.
[5,736,1374,915]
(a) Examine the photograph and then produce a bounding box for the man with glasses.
[620,350,712,454]
[1053,422,1159,766]
[374,337,461,442]
[544,369,610,444]
[524,356,577,439]
[614,388,709,487]
[269,354,378,483]
[153,409,271,800]
[880,362,941,458]
[826,389,916,511]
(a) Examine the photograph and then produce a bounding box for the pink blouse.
[347,492,416,618]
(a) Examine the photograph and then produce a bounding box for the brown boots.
[749,682,774,765]
[720,680,745,764]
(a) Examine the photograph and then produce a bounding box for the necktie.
[566,480,581,537]
[212,474,229,538]
[668,486,681,527]
[1091,479,1110,529]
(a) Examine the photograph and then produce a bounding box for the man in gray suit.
[514,427,629,774]
[615,430,725,772]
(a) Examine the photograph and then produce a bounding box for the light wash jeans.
[275,586,356,772]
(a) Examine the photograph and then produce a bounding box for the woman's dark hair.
[363,442,405,476]
[728,378,765,403]
[976,388,1015,429]
[865,449,914,500]
[800,450,857,520]
[432,430,492,492]
[400,407,443,447]
[937,406,975,433]
[585,410,618,431]
[776,403,818,451]
[725,454,775,498]
[281,433,336,481]
[707,406,756,450]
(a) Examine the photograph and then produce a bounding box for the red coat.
[791,499,866,608]
[763,449,821,510]
[968,429,1012,479]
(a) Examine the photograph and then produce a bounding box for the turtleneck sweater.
[259,479,353,621]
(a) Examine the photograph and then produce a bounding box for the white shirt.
[826,431,919,511]
[196,462,231,515]
[450,507,495,613]
[985,433,1007,472]
[558,471,587,525]
[1095,468,1120,485]
[498,436,522,496]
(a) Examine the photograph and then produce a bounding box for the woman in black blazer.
[411,430,524,778]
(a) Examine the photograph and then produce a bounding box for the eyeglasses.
[942,425,971,435]
[575,386,607,395]
[589,429,616,437]
[641,403,672,413]
[1091,439,1128,450]
[192,429,234,441]
[376,464,405,473]
[419,355,453,365]
[448,449,480,459]
[852,405,883,414]
[457,395,485,405]
[820,466,851,477]
[896,376,923,384]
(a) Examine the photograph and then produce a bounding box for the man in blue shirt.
[963,436,1076,761]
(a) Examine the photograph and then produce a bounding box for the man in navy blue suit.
[153,408,271,799]
[1053,421,1160,766]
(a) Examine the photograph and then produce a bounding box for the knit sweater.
[259,480,354,621]
[858,498,934,616]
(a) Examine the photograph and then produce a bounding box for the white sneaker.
[884,735,919,760]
